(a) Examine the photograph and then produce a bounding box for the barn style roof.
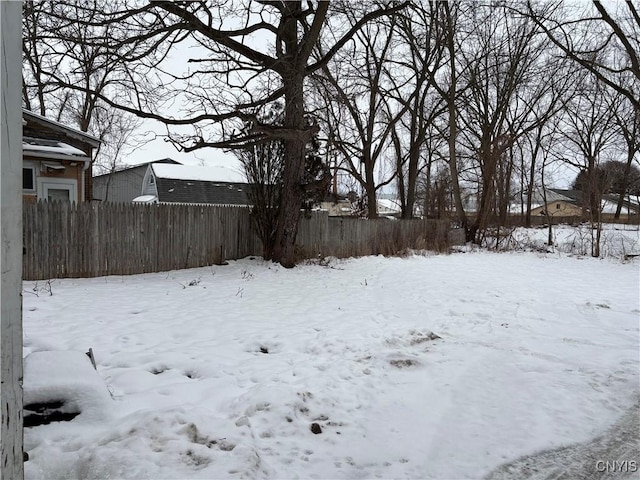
[149,164,251,206]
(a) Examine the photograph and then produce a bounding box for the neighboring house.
[530,188,639,219]
[319,199,354,216]
[318,192,355,216]
[23,110,100,203]
[134,163,251,206]
[93,158,180,203]
[318,193,403,218]
[377,193,403,217]
[531,200,583,217]
[530,189,583,217]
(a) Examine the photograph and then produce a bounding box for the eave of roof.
[23,138,91,163]
[93,159,182,178]
[23,109,101,147]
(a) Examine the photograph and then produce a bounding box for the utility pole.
[1,1,25,478]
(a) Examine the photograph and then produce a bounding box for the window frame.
[36,177,78,203]
[23,165,36,192]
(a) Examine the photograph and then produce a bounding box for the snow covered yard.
[22,249,639,479]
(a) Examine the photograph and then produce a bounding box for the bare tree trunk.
[273,135,305,267]
[587,157,603,257]
[471,136,502,244]
[525,127,543,227]
[364,155,378,218]
[540,157,553,246]
[613,105,639,219]
[272,29,307,267]
[614,151,633,219]
[404,147,419,219]
[502,145,514,224]
[423,155,433,217]
[390,125,407,217]
[443,2,467,234]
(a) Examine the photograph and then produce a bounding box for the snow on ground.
[22,247,639,479]
[485,399,639,479]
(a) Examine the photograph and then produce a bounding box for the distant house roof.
[149,164,251,206]
[377,197,402,216]
[533,189,639,215]
[601,193,640,214]
[152,164,246,183]
[377,193,402,211]
[22,109,101,147]
[548,189,582,203]
[530,188,581,205]
[93,158,181,178]
[522,189,583,211]
[124,157,182,169]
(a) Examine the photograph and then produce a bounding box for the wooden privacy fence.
[23,201,262,280]
[23,201,460,280]
[296,214,457,258]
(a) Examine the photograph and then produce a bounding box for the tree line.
[22,0,640,265]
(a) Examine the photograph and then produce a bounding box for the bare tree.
[22,0,143,200]
[22,1,58,116]
[387,1,447,219]
[429,1,469,231]
[559,77,620,257]
[236,107,284,261]
[456,3,558,243]
[235,102,329,260]
[94,109,144,202]
[313,11,411,219]
[41,1,408,266]
[524,1,640,111]
[520,111,565,245]
[611,95,640,218]
[416,158,453,219]
[514,53,578,226]
[521,121,553,226]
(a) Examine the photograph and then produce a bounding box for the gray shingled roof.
[548,189,583,203]
[156,178,252,205]
[530,188,581,205]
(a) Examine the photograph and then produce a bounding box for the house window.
[23,167,36,191]
[47,188,71,202]
[36,177,78,203]
[556,203,561,210]
[149,175,155,185]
